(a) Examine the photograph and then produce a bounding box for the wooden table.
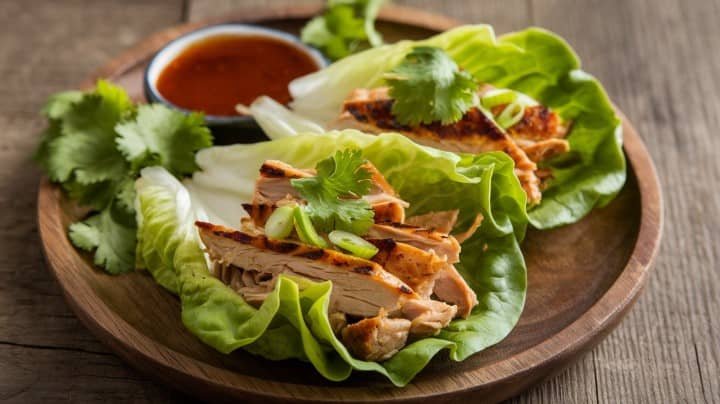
[1,0,717,402]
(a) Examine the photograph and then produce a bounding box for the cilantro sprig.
[35,81,212,274]
[385,46,478,126]
[301,0,385,61]
[291,149,375,235]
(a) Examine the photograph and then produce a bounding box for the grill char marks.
[332,87,544,204]
[367,222,461,264]
[242,203,275,226]
[502,105,568,142]
[259,163,289,178]
[368,238,447,298]
[196,221,420,318]
[259,160,312,179]
[346,99,410,131]
[345,98,506,141]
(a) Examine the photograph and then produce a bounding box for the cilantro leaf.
[42,90,84,120]
[35,81,214,276]
[63,179,119,211]
[44,80,133,185]
[69,202,137,274]
[301,0,385,61]
[386,46,478,125]
[291,149,374,235]
[115,104,212,176]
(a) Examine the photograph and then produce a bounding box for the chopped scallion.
[481,89,518,109]
[496,101,525,129]
[328,230,379,259]
[293,206,328,248]
[264,206,295,240]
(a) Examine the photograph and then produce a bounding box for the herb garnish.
[385,46,478,126]
[35,81,212,274]
[291,149,374,235]
[301,0,385,61]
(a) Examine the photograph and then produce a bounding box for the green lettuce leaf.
[136,166,352,381]
[145,130,525,385]
[287,25,626,229]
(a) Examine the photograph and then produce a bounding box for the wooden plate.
[37,5,662,403]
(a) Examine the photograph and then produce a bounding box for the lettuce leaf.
[287,25,625,229]
[133,130,525,386]
[136,167,353,381]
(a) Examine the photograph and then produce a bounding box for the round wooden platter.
[37,4,662,403]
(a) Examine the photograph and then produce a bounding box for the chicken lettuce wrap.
[249,25,625,229]
[135,131,527,385]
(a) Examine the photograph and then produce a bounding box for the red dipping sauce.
[156,34,320,116]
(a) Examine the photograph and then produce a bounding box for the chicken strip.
[332,87,543,204]
[197,221,418,317]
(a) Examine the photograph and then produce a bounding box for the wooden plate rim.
[37,5,663,402]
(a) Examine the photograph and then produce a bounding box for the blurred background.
[0,0,717,402]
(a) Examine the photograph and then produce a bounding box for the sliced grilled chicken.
[370,200,406,223]
[253,160,408,223]
[341,313,411,361]
[401,299,457,336]
[491,104,570,164]
[433,264,478,318]
[197,221,418,317]
[405,210,459,234]
[366,222,461,263]
[213,263,275,306]
[332,87,543,204]
[479,84,570,168]
[369,239,447,298]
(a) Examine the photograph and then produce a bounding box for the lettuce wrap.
[135,131,528,385]
[254,25,625,229]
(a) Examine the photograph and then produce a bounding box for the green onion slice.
[496,101,525,129]
[293,206,328,248]
[481,89,518,109]
[328,230,379,259]
[265,205,295,240]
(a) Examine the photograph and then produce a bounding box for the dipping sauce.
[155,34,320,116]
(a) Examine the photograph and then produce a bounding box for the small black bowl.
[144,23,327,133]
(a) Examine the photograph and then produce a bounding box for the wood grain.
[0,0,716,403]
[36,5,660,404]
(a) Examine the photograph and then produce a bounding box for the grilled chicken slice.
[369,239,447,298]
[405,210,459,234]
[491,104,570,163]
[434,264,478,318]
[341,313,411,361]
[479,84,570,168]
[213,263,276,306]
[253,160,408,223]
[401,299,457,336]
[333,87,543,204]
[367,222,461,263]
[197,221,418,317]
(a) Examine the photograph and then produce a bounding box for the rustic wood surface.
[0,1,715,403]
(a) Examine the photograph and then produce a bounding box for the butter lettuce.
[286,25,625,228]
[136,131,527,386]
